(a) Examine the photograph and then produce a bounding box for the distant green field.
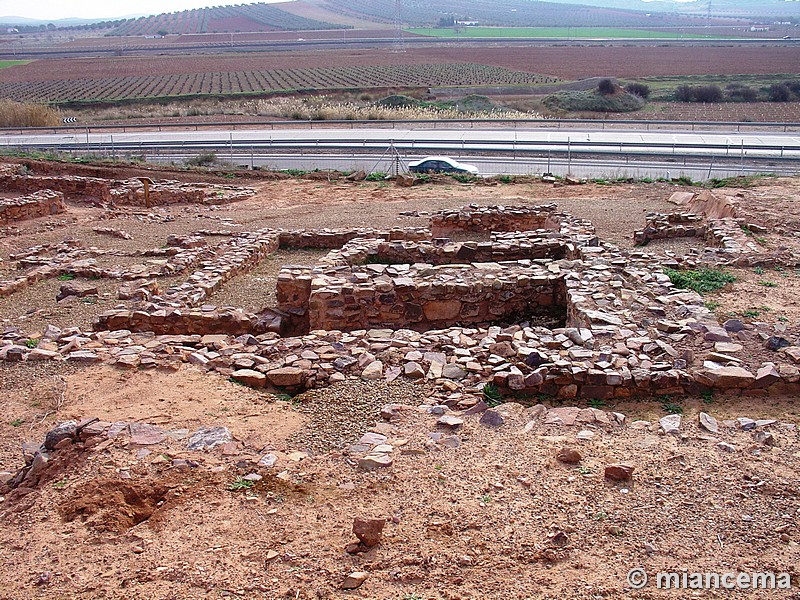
[408,27,726,39]
[0,60,31,70]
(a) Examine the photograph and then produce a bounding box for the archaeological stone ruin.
[1,166,799,408]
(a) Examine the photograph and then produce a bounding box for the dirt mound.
[59,477,172,533]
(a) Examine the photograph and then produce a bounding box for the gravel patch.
[289,379,429,454]
[208,248,329,312]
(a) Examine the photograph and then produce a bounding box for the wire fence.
[21,144,796,181]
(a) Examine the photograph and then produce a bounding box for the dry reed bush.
[76,96,542,122]
[0,100,60,127]
[241,97,539,120]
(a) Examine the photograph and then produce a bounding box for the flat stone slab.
[186,426,232,451]
[231,369,266,388]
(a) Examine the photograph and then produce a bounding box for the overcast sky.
[0,0,283,21]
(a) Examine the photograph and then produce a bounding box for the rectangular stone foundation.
[430,204,562,237]
[294,261,567,333]
[0,190,66,226]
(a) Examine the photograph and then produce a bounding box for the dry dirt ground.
[1,167,799,599]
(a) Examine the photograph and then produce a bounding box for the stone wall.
[634,212,799,268]
[0,173,112,202]
[94,306,286,337]
[278,227,429,250]
[430,203,562,237]
[5,202,800,401]
[158,230,279,308]
[274,207,601,334]
[0,190,66,225]
[305,261,567,333]
[94,230,282,335]
[319,234,577,268]
[0,166,255,207]
[633,212,706,246]
[109,180,255,206]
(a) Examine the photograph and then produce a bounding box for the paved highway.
[141,151,797,180]
[3,127,799,159]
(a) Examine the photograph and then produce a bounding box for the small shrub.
[783,80,800,95]
[664,267,736,294]
[57,273,75,281]
[759,281,778,287]
[675,84,723,103]
[725,84,758,102]
[365,171,388,181]
[598,78,616,95]
[185,152,217,167]
[449,172,477,183]
[660,399,683,414]
[482,383,503,407]
[445,94,498,112]
[227,477,256,491]
[375,94,421,108]
[543,89,644,113]
[625,82,650,98]
[768,83,792,102]
[415,173,432,184]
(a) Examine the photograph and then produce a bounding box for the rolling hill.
[317,0,747,28]
[108,3,350,36]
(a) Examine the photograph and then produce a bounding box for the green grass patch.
[707,174,776,189]
[664,268,735,294]
[0,60,31,70]
[408,27,726,39]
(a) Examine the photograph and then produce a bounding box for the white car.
[408,156,479,176]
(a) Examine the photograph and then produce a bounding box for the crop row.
[0,64,554,104]
[110,2,347,36]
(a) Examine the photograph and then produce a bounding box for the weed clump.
[664,268,735,294]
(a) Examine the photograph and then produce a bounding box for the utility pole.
[394,0,405,53]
